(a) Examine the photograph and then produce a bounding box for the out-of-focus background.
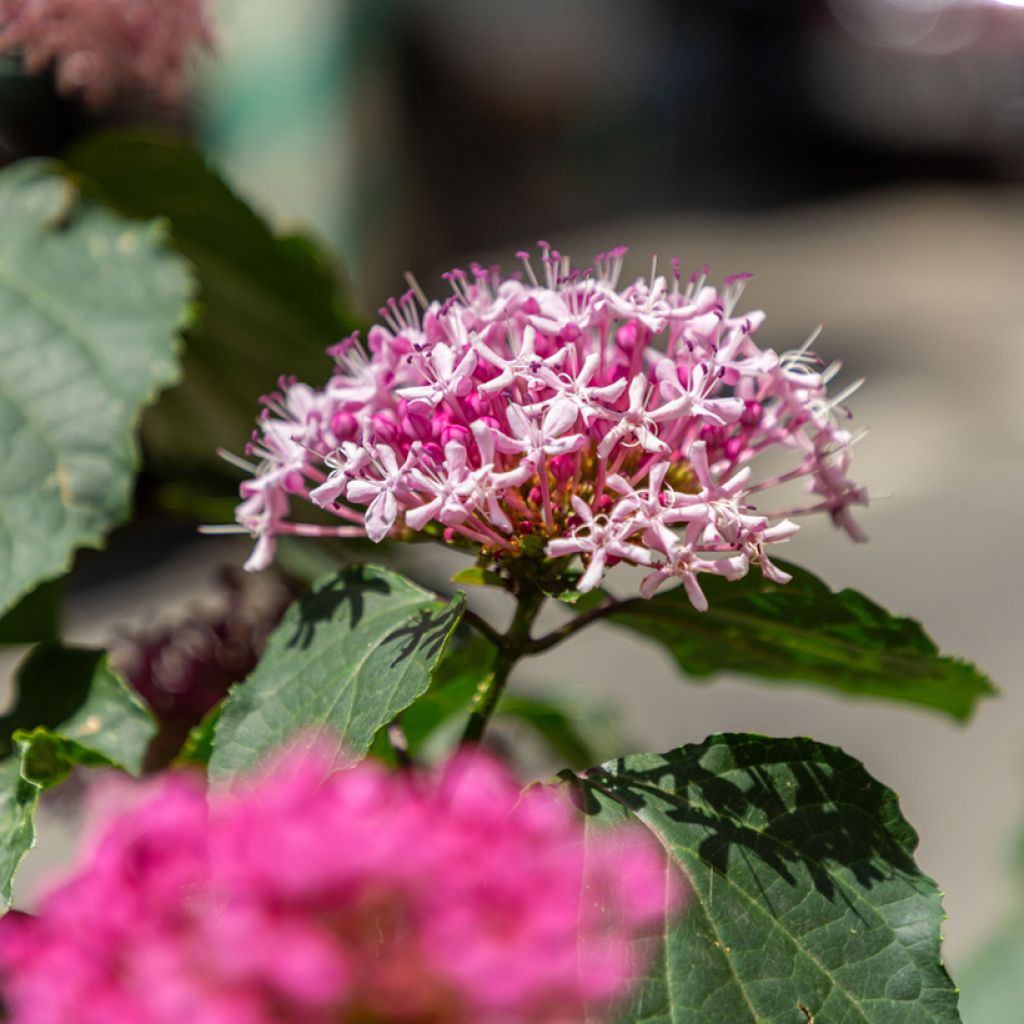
[2,0,1023,978]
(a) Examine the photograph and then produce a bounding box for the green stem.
[461,585,546,744]
[525,596,641,655]
[461,607,503,648]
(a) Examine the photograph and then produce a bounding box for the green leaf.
[0,758,40,908]
[0,160,193,615]
[174,705,222,769]
[0,643,158,906]
[450,566,505,589]
[0,578,61,644]
[604,561,994,721]
[67,131,360,473]
[1,643,158,782]
[401,635,495,752]
[574,735,959,1024]
[209,566,465,783]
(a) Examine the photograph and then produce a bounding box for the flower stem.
[461,607,504,648]
[461,585,546,744]
[525,596,641,654]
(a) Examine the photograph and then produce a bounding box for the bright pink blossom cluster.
[0,0,213,108]
[231,247,867,610]
[0,750,671,1024]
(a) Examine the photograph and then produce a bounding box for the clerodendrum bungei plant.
[0,2,1002,1022]
[223,247,871,743]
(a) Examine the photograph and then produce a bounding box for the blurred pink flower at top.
[0,748,679,1024]
[0,0,214,108]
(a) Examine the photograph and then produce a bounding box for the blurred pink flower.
[0,749,677,1024]
[0,0,213,108]
[228,246,868,608]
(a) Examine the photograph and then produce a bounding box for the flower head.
[0,0,214,108]
[228,246,868,609]
[0,749,674,1024]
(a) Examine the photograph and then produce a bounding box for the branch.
[461,608,503,648]
[461,588,545,744]
[524,597,643,655]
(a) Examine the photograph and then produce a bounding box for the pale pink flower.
[495,404,587,469]
[0,750,676,1024]
[226,247,869,609]
[547,496,655,593]
[475,324,567,396]
[0,0,214,108]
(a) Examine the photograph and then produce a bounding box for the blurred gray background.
[6,0,1024,978]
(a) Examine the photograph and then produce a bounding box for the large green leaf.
[0,643,158,906]
[574,735,959,1024]
[68,131,360,472]
[0,160,193,615]
[604,561,993,721]
[209,566,465,783]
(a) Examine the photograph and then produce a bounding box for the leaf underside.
[605,561,993,721]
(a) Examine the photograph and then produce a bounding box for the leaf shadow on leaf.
[580,738,919,912]
[284,567,392,650]
[382,600,466,669]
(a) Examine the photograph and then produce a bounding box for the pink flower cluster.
[0,750,671,1024]
[0,0,213,108]
[231,246,867,610]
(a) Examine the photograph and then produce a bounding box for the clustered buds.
[231,246,867,610]
[0,0,213,108]
[0,750,672,1024]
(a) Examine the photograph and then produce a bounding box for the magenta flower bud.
[421,442,444,466]
[441,423,472,447]
[371,414,398,444]
[550,454,575,481]
[282,470,306,495]
[724,436,745,460]
[615,321,640,350]
[699,424,725,447]
[330,410,358,441]
[741,400,764,428]
[401,414,431,441]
